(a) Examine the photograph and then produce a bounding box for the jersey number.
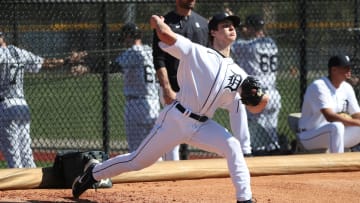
[144,65,157,83]
[9,64,24,85]
[260,54,277,72]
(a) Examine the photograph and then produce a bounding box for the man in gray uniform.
[115,23,160,153]
[232,14,281,152]
[0,32,76,168]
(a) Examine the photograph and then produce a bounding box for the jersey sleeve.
[310,80,333,111]
[227,97,250,142]
[223,93,242,112]
[116,48,146,71]
[345,83,360,114]
[158,34,192,60]
[115,52,128,72]
[16,47,43,73]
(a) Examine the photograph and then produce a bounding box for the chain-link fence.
[0,0,360,168]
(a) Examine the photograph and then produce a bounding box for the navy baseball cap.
[245,14,265,30]
[120,22,142,39]
[208,13,241,31]
[328,54,352,68]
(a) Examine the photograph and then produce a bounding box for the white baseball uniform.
[232,37,281,150]
[115,44,160,152]
[0,45,43,168]
[92,34,252,201]
[299,76,360,153]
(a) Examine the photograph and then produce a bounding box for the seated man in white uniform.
[298,54,360,153]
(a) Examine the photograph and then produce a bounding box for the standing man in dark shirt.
[152,0,208,160]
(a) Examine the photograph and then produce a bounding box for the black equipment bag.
[52,150,110,188]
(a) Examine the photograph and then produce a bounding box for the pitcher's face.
[215,20,237,43]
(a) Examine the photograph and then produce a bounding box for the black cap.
[120,23,142,39]
[208,13,241,31]
[328,54,352,68]
[245,14,265,30]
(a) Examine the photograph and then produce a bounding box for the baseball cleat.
[72,159,99,198]
[237,199,252,203]
[243,153,253,157]
[95,177,113,188]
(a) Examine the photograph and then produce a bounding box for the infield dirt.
[0,171,359,203]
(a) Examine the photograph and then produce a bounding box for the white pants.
[0,99,36,168]
[92,102,252,201]
[159,89,180,161]
[299,122,360,153]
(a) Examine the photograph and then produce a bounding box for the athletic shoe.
[95,178,113,188]
[243,153,253,157]
[72,159,99,198]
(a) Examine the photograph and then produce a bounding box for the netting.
[0,0,359,167]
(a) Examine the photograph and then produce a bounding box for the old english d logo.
[225,72,242,92]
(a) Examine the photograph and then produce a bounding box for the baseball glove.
[240,76,265,106]
[338,112,352,119]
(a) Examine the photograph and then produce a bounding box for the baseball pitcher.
[72,13,269,203]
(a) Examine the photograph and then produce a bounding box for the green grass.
[24,71,302,149]
[0,70,302,168]
[25,72,126,141]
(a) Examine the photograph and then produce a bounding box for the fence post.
[101,3,110,155]
[299,0,308,109]
[354,0,360,59]
[11,2,19,46]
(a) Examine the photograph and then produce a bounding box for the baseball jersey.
[159,34,248,118]
[153,10,209,91]
[0,45,43,99]
[299,76,360,131]
[115,44,159,100]
[232,37,278,88]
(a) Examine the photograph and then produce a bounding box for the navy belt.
[175,103,208,122]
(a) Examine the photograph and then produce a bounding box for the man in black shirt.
[152,0,208,160]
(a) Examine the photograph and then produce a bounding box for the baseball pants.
[92,102,252,201]
[299,121,360,153]
[0,99,36,168]
[159,89,180,161]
